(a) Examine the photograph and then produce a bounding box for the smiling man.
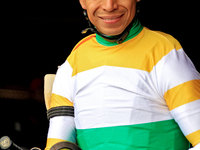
[45,0,200,150]
[80,0,139,36]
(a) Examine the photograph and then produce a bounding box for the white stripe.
[73,48,200,129]
[170,99,200,136]
[52,60,73,102]
[73,66,172,129]
[47,116,76,143]
[152,48,200,96]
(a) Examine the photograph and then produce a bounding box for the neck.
[96,17,143,46]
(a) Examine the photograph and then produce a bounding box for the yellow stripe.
[155,31,182,50]
[164,80,200,110]
[45,138,68,150]
[186,130,200,147]
[50,93,73,108]
[68,28,181,76]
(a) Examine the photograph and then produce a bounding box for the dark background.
[0,1,199,149]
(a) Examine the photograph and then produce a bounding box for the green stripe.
[77,119,190,150]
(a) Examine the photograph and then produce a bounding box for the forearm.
[45,116,76,150]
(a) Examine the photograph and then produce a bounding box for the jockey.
[45,0,200,149]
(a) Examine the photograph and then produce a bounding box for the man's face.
[79,0,140,36]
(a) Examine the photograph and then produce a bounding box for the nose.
[101,0,118,12]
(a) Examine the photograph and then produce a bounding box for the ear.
[137,0,140,2]
[79,0,87,9]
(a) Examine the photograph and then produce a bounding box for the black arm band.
[47,106,74,120]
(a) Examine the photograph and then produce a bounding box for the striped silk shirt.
[46,19,200,150]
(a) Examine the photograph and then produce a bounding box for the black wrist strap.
[47,106,74,120]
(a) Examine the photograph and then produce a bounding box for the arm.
[46,116,76,150]
[156,47,200,148]
[45,61,76,150]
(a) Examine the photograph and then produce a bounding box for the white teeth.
[104,18,116,20]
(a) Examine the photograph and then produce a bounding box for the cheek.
[87,11,96,27]
[126,2,137,22]
[86,4,99,25]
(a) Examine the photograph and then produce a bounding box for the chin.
[99,28,124,36]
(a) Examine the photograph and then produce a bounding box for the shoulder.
[143,28,182,50]
[67,34,96,68]
[72,34,96,51]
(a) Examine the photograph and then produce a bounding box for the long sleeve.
[45,60,76,150]
[156,46,200,147]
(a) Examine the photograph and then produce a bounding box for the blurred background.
[0,1,199,149]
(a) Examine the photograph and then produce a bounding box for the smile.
[99,14,124,23]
